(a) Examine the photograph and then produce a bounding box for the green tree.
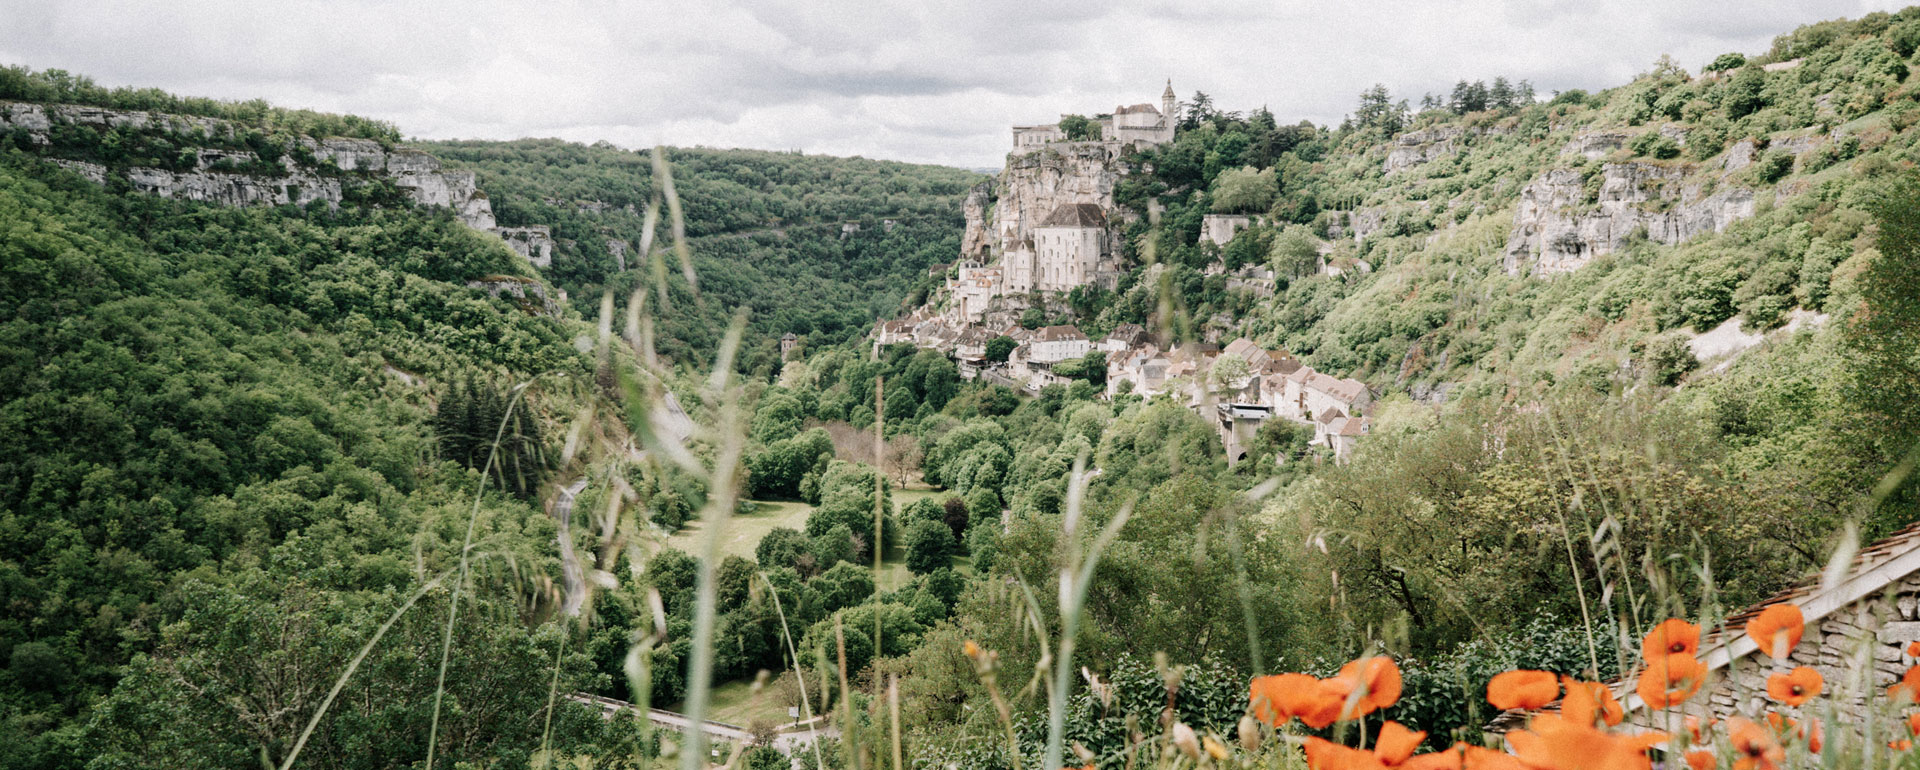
[1210,166,1278,213]
[985,335,1016,362]
[905,518,957,574]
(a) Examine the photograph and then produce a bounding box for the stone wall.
[1627,573,1920,730]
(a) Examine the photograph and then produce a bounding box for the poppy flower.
[1458,744,1524,770]
[1642,619,1701,663]
[1729,718,1783,770]
[1745,604,1804,661]
[1894,739,1915,751]
[1764,713,1821,754]
[1507,714,1667,770]
[1486,670,1559,711]
[1251,673,1330,727]
[1685,715,1717,744]
[1374,721,1426,765]
[1685,750,1717,770]
[1891,665,1920,704]
[1560,677,1624,727]
[1636,653,1706,709]
[1909,641,1920,658]
[1335,656,1404,714]
[1301,677,1357,729]
[1908,712,1920,737]
[1764,667,1822,706]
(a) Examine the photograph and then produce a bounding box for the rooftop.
[1037,202,1107,228]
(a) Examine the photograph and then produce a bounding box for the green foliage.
[423,139,981,370]
[1210,166,1279,213]
[0,66,401,142]
[1057,114,1102,142]
[904,518,957,574]
[985,335,1016,362]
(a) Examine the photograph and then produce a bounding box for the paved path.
[568,692,837,756]
[553,477,590,617]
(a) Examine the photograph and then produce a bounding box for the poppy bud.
[1237,715,1261,752]
[1172,722,1201,760]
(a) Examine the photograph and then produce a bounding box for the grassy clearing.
[691,678,799,728]
[664,499,812,561]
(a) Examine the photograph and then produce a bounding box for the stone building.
[1031,203,1107,292]
[1029,325,1091,364]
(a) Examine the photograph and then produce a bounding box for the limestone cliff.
[1,100,498,232]
[960,180,993,262]
[1503,162,1754,275]
[991,142,1121,251]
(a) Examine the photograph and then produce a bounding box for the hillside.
[421,139,982,372]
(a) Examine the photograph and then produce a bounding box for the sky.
[0,0,1910,169]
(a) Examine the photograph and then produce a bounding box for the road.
[553,476,590,617]
[567,692,837,756]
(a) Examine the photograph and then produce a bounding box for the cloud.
[0,0,1906,168]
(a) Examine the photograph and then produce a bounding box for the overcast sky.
[0,0,1909,169]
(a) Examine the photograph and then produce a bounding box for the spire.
[1163,78,1176,102]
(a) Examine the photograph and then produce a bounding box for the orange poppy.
[1486,670,1559,711]
[1891,665,1920,704]
[1459,744,1524,770]
[1908,712,1920,737]
[1560,677,1624,727]
[1685,715,1717,744]
[1302,677,1358,729]
[1334,656,1404,715]
[1251,672,1346,727]
[1636,653,1706,709]
[1764,667,1822,706]
[1642,619,1702,663]
[1304,737,1386,770]
[1745,604,1804,661]
[1909,641,1920,658]
[1685,750,1717,770]
[1764,713,1821,754]
[1507,714,1666,770]
[1894,739,1915,751]
[1729,718,1783,770]
[1373,721,1426,766]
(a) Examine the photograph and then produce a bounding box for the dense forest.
[421,139,981,373]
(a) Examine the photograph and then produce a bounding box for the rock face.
[994,142,1120,251]
[1,100,500,232]
[498,226,554,268]
[959,180,994,262]
[607,238,629,272]
[1503,162,1754,275]
[1383,126,1467,174]
[466,276,561,317]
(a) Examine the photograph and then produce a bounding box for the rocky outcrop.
[3,101,497,229]
[607,239,630,271]
[994,142,1119,250]
[960,179,993,261]
[498,226,554,268]
[1383,126,1466,174]
[1504,162,1755,275]
[466,276,561,317]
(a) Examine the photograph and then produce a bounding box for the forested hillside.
[423,139,981,372]
[0,138,635,766]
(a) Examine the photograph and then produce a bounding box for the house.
[780,332,799,359]
[953,327,992,361]
[1029,325,1091,364]
[1103,323,1148,353]
[1216,403,1274,466]
[1325,416,1369,463]
[1490,520,1920,734]
[874,320,915,346]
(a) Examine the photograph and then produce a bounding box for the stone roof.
[1333,416,1369,437]
[1316,407,1346,424]
[1036,324,1088,342]
[1223,338,1260,358]
[1037,203,1107,228]
[1326,377,1370,404]
[1487,519,1920,733]
[1114,103,1161,116]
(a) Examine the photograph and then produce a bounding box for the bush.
[904,518,956,574]
[1755,151,1795,183]
[1645,332,1699,386]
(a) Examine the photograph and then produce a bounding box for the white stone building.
[1029,325,1091,364]
[1032,204,1107,292]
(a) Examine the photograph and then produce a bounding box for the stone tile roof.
[1037,203,1107,228]
[1036,324,1087,341]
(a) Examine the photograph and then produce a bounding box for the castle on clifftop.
[947,82,1180,323]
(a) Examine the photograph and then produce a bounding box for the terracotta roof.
[1223,338,1259,357]
[1316,407,1346,424]
[1334,416,1369,437]
[1037,203,1107,228]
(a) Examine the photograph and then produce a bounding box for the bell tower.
[1162,79,1177,126]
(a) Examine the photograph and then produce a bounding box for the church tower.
[1162,80,1177,127]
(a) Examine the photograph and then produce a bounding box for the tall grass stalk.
[1044,454,1133,770]
[277,566,457,770]
[678,313,749,770]
[760,572,826,770]
[427,375,550,769]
